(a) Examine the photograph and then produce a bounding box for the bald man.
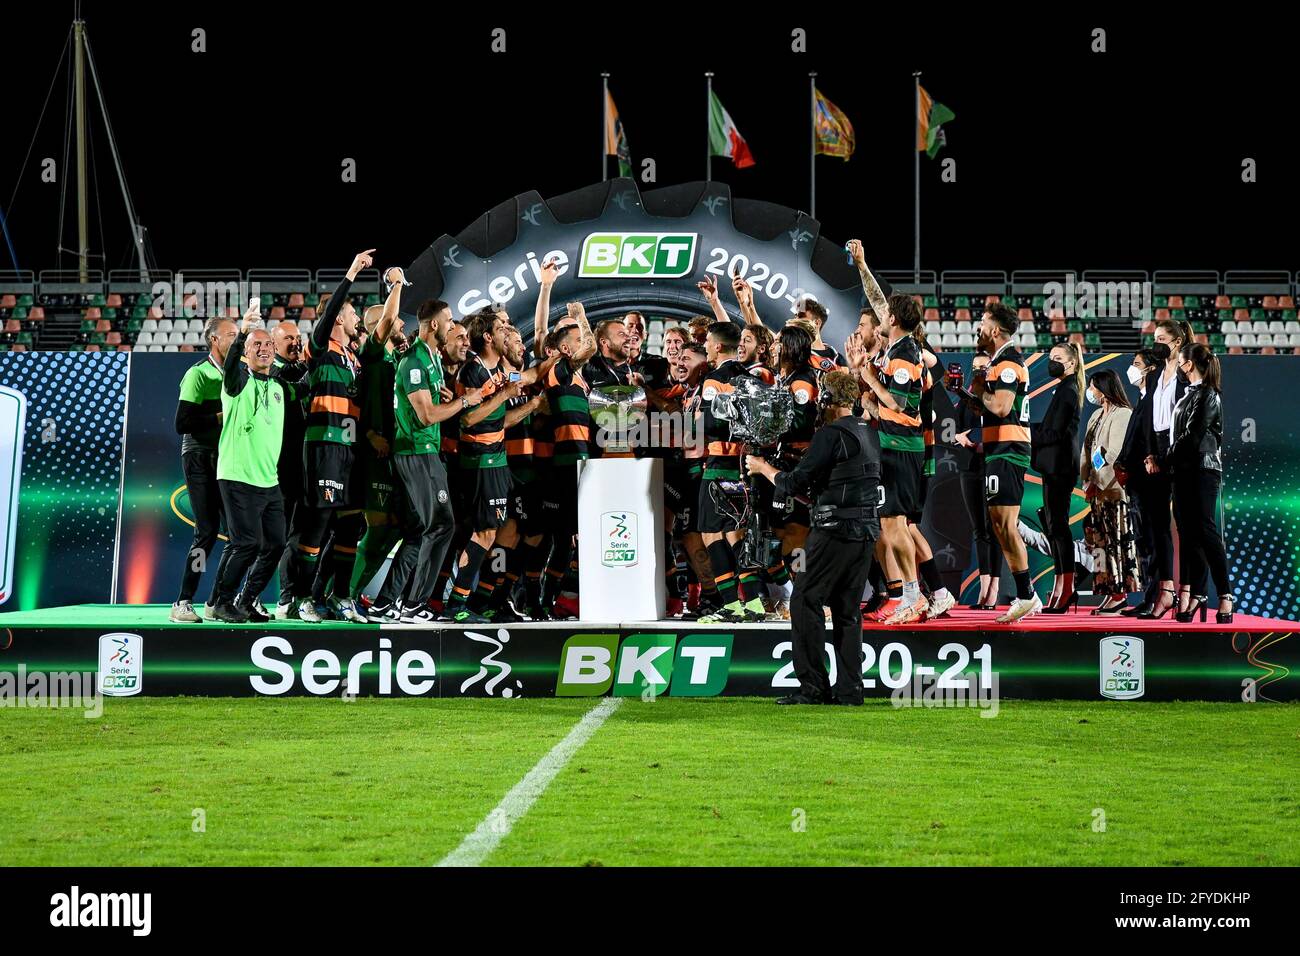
[211,311,307,623]
[267,320,307,613]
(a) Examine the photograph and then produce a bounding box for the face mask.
[1126,364,1144,386]
[1151,343,1171,362]
[1086,388,1101,406]
[1177,367,1190,385]
[1047,360,1066,379]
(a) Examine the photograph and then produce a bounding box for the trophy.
[589,384,648,455]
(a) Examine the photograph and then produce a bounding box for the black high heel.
[1175,595,1208,624]
[1137,587,1176,620]
[1217,594,1235,625]
[1092,596,1127,616]
[1042,592,1078,614]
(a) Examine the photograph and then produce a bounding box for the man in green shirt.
[210,310,305,623]
[368,307,482,624]
[171,316,237,623]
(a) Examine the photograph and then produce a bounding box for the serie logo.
[555,633,733,697]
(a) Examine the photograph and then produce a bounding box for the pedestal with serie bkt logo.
[576,457,666,622]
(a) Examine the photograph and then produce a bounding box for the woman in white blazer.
[1079,369,1140,614]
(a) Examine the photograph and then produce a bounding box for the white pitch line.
[435,697,623,867]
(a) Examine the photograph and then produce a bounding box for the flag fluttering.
[813,87,855,160]
[708,90,755,168]
[917,85,955,158]
[605,89,633,177]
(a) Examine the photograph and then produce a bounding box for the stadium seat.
[940,320,957,334]
[1240,333,1257,348]
[1220,320,1237,335]
[956,333,976,349]
[1269,321,1286,335]
[1262,295,1279,310]
[1289,333,1300,347]
[136,331,153,346]
[156,318,174,333]
[183,332,203,346]
[924,308,940,324]
[925,321,940,338]
[0,294,14,309]
[300,307,316,322]
[297,320,312,335]
[146,344,163,353]
[106,332,122,345]
[939,333,957,349]
[167,331,184,346]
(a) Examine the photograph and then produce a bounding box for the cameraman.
[747,371,881,705]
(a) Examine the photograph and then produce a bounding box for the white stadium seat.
[136,331,153,346]
[146,344,163,352]
[141,318,158,333]
[957,333,976,349]
[1220,320,1237,334]
[1223,333,1241,348]
[156,318,174,333]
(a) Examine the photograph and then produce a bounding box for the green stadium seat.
[1153,295,1168,308]
[1031,295,1045,310]
[12,307,27,321]
[1085,333,1101,348]
[1067,320,1083,334]
[1036,333,1053,348]
[1231,296,1248,308]
[89,294,106,307]
[17,332,33,345]
[81,319,96,332]
[1184,295,1201,309]
[16,294,32,308]
[923,295,939,308]
[1210,334,1225,349]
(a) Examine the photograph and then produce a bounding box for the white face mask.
[1126,365,1144,387]
[1086,388,1101,406]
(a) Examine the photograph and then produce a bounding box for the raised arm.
[568,301,597,366]
[846,239,890,326]
[373,265,407,346]
[534,257,560,357]
[312,249,374,353]
[696,275,730,326]
[728,274,762,326]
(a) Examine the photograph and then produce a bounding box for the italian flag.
[708,91,755,168]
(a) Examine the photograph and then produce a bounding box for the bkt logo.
[556,633,733,697]
[578,233,698,278]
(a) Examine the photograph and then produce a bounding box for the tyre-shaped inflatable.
[403,179,889,347]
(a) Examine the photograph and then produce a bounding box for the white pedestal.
[577,457,665,622]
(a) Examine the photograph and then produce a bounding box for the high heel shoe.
[1092,596,1127,615]
[1042,592,1078,614]
[1137,587,1176,620]
[1175,595,1208,624]
[1216,594,1235,625]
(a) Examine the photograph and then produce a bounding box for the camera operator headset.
[747,370,881,705]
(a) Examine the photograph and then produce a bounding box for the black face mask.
[1151,343,1171,362]
[1177,368,1190,385]
[1047,360,1066,379]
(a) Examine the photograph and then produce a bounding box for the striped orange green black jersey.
[682,384,706,476]
[701,358,752,479]
[982,343,1031,467]
[456,354,509,470]
[304,338,362,445]
[919,342,939,476]
[874,335,925,453]
[810,345,843,377]
[505,390,536,482]
[543,357,592,465]
[779,367,819,455]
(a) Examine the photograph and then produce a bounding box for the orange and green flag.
[813,87,855,160]
[605,89,632,177]
[917,85,955,158]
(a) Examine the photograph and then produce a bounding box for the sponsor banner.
[0,625,1292,702]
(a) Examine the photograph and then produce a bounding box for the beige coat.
[1080,405,1133,499]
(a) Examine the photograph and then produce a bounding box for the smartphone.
[249,296,261,311]
[508,371,522,383]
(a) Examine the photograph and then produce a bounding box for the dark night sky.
[2,5,1294,277]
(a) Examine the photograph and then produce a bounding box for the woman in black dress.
[1032,342,1083,612]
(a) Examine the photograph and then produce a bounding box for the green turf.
[1,697,1296,866]
[0,604,368,628]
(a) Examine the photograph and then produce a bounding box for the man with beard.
[284,249,376,624]
[973,302,1041,623]
[539,303,598,617]
[746,370,881,705]
[367,299,481,623]
[847,238,927,625]
[267,319,306,618]
[445,308,557,623]
[672,342,721,617]
[696,320,764,622]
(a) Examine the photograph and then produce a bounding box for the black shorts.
[984,457,1026,507]
[879,449,923,520]
[663,459,689,518]
[461,466,513,532]
[362,452,396,514]
[303,442,359,510]
[542,462,580,536]
[698,476,744,534]
[509,475,546,535]
[676,468,703,534]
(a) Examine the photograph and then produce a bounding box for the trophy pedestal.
[577,457,666,622]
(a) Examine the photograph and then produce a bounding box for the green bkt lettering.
[556,633,620,696]
[578,233,698,278]
[1105,678,1139,691]
[613,633,676,697]
[557,633,734,697]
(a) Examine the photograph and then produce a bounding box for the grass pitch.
[2,697,1296,866]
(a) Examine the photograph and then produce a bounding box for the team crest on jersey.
[1000,367,1018,384]
[273,390,281,403]
[323,487,334,503]
[702,385,718,401]
[793,388,810,405]
[892,367,911,385]
[437,489,448,503]
[817,357,834,371]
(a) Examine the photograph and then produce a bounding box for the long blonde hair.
[1053,341,1086,407]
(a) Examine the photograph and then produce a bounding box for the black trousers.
[1125,475,1161,605]
[1172,468,1230,598]
[215,480,286,607]
[960,470,1001,577]
[379,453,456,607]
[1041,473,1076,576]
[1135,447,1174,582]
[177,449,227,604]
[789,529,877,703]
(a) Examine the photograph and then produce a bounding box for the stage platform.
[0,604,1296,702]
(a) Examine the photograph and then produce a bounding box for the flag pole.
[809,72,817,219]
[913,71,921,283]
[705,72,714,181]
[602,73,610,182]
